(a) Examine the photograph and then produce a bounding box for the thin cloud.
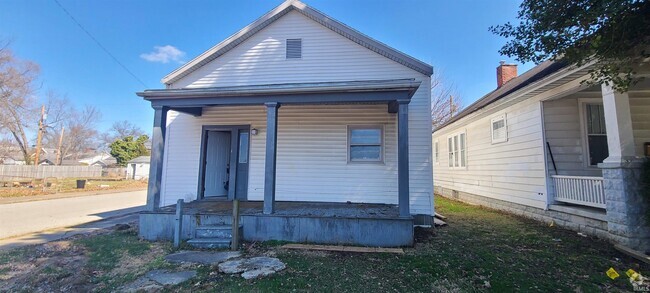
[140,45,186,64]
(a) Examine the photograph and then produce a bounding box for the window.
[491,114,507,143]
[448,132,466,168]
[584,103,608,166]
[348,126,383,162]
[434,140,439,165]
[286,39,302,59]
[238,131,249,164]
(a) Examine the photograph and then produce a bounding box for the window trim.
[285,38,303,59]
[578,98,607,167]
[490,114,508,144]
[447,130,467,169]
[347,125,384,163]
[434,140,439,165]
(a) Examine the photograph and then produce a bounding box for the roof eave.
[139,79,422,100]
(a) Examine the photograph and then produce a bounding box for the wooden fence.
[0,165,103,181]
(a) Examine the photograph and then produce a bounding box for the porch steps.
[188,224,243,249]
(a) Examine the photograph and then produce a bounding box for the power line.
[52,0,148,88]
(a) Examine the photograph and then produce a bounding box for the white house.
[126,156,150,180]
[136,0,434,247]
[432,60,650,252]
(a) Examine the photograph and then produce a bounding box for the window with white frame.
[447,132,466,168]
[491,114,507,143]
[348,126,383,162]
[584,103,609,166]
[434,140,439,165]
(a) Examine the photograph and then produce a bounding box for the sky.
[0,0,533,134]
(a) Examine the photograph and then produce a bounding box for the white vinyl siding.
[542,95,602,177]
[160,11,433,215]
[162,105,431,211]
[491,114,507,143]
[433,98,548,210]
[630,90,650,157]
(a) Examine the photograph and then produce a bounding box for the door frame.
[197,125,250,200]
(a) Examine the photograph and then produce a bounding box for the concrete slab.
[218,257,285,279]
[145,270,197,286]
[165,251,241,265]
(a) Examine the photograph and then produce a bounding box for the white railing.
[551,175,606,209]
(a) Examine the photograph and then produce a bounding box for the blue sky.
[0,0,532,134]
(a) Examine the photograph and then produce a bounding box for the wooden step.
[195,225,243,239]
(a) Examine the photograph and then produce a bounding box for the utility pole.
[56,126,65,165]
[33,105,46,166]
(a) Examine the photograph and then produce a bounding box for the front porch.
[139,200,414,247]
[136,79,427,247]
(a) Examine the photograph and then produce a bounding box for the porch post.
[263,102,280,214]
[146,105,168,211]
[599,84,649,252]
[397,99,410,218]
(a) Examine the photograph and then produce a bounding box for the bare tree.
[42,95,102,163]
[0,40,40,164]
[431,70,463,132]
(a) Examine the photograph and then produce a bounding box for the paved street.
[0,190,146,240]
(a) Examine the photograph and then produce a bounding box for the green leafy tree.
[490,0,650,91]
[109,135,150,166]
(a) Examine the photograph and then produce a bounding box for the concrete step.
[195,225,243,239]
[187,237,231,249]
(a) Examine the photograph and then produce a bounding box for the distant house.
[126,156,150,180]
[136,0,434,247]
[0,153,26,165]
[432,60,650,252]
[78,152,117,167]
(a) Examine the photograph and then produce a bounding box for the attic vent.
[286,39,302,59]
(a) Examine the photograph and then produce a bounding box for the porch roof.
[136,79,421,111]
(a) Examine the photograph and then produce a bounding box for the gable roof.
[162,0,433,86]
[435,60,568,131]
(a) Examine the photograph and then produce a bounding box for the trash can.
[76,179,86,189]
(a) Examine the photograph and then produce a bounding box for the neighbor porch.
[541,76,650,250]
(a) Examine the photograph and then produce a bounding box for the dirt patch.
[414,226,436,243]
[0,238,92,292]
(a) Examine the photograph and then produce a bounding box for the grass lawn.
[0,178,148,198]
[1,196,647,292]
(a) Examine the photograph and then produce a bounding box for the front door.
[203,131,231,197]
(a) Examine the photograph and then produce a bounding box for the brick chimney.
[496,61,517,88]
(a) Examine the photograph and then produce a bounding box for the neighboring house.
[126,156,150,180]
[0,153,27,165]
[79,152,117,167]
[432,60,650,251]
[136,0,433,247]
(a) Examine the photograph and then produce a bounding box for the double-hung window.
[448,131,466,168]
[584,103,608,166]
[348,126,383,162]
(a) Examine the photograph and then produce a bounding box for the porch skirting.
[434,186,609,240]
[139,201,414,247]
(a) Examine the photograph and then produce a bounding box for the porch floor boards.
[158,200,401,219]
